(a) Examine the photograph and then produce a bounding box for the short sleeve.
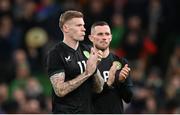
[46,49,64,77]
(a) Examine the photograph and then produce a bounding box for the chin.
[76,37,84,41]
[96,46,107,51]
[79,38,84,41]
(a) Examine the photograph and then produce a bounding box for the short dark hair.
[91,21,109,30]
[90,21,109,33]
[59,10,83,29]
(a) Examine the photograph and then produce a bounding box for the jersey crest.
[83,51,90,59]
[114,61,122,70]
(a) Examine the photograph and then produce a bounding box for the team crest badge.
[83,51,90,59]
[114,61,122,70]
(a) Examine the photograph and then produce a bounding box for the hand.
[119,64,131,82]
[85,48,101,76]
[97,50,103,64]
[107,61,119,86]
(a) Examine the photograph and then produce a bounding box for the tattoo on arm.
[93,69,104,93]
[50,72,90,97]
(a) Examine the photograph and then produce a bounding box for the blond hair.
[59,10,83,30]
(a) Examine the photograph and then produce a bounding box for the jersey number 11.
[77,60,86,74]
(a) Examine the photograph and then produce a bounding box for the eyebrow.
[97,32,110,35]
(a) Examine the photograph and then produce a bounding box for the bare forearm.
[58,74,90,97]
[93,69,104,93]
[50,72,90,97]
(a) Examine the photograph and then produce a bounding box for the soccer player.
[89,21,133,113]
[46,10,104,113]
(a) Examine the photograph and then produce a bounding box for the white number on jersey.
[103,71,109,82]
[77,60,86,74]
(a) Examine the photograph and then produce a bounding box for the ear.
[88,35,94,42]
[63,24,69,33]
[110,34,112,42]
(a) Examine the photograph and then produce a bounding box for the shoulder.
[110,53,129,65]
[48,42,64,55]
[120,57,129,65]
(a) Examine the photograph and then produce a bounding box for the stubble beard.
[95,44,108,51]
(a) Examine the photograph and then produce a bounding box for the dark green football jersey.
[93,53,133,114]
[47,42,93,113]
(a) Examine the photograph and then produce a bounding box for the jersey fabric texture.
[93,53,133,114]
[47,42,93,114]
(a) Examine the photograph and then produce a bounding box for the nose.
[82,26,86,31]
[102,35,108,40]
[102,38,107,42]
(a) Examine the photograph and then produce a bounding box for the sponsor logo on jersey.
[65,56,71,62]
[114,61,122,70]
[83,51,90,59]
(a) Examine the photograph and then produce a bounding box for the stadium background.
[0,0,179,113]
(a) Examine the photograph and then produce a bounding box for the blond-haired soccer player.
[46,10,104,113]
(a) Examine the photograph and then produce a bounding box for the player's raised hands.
[97,50,103,63]
[107,61,118,86]
[85,47,102,76]
[119,64,131,82]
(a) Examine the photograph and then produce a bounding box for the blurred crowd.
[0,0,179,113]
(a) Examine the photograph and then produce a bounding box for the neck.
[63,36,79,50]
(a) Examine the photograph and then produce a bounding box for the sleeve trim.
[49,70,65,77]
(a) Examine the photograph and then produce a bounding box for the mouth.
[100,41,108,44]
[81,33,85,36]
